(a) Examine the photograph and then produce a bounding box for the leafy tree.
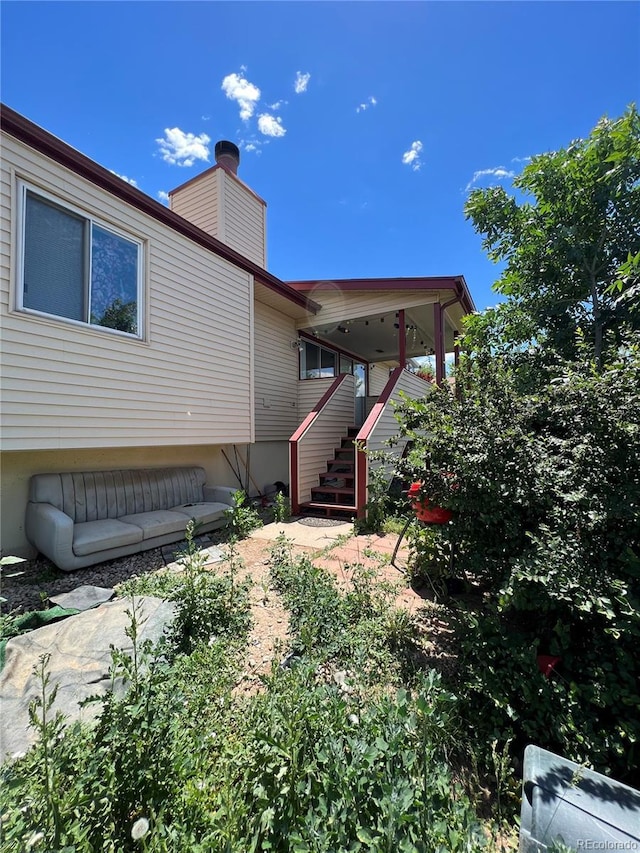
[92,297,137,334]
[465,105,640,369]
[389,107,640,782]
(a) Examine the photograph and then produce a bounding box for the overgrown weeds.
[269,534,421,685]
[0,530,513,851]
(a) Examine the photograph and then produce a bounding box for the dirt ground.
[1,527,457,694]
[222,531,456,694]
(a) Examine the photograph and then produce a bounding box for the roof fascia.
[1,104,316,315]
[289,275,476,315]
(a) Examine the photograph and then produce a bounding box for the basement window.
[18,183,143,337]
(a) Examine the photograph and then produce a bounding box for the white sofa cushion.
[170,502,229,526]
[73,519,143,557]
[119,510,189,541]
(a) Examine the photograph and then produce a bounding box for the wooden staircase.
[299,426,358,518]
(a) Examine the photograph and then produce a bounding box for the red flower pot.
[407,482,453,524]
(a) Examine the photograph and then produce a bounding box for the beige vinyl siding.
[221,172,266,267]
[368,362,396,396]
[169,169,221,238]
[169,168,266,268]
[298,290,439,329]
[295,374,355,504]
[254,301,299,441]
[297,379,335,420]
[365,370,432,482]
[1,134,254,451]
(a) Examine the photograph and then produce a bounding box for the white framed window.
[300,340,338,379]
[18,182,144,337]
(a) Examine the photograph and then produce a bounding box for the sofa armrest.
[25,502,76,570]
[202,485,237,507]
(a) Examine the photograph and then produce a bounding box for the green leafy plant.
[269,534,420,686]
[272,490,291,524]
[224,489,263,539]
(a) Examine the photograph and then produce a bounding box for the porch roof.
[287,275,476,314]
[291,276,474,364]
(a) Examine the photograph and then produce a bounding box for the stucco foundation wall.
[241,441,290,499]
[1,445,235,559]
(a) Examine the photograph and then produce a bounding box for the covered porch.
[287,276,474,518]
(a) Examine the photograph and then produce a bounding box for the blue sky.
[2,1,639,311]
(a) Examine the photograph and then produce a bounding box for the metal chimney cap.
[215,140,240,174]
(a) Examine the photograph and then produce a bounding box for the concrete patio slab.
[250,519,354,549]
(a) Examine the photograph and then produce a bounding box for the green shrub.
[216,665,487,852]
[394,351,640,783]
[225,489,264,538]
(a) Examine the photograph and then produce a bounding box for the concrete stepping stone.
[49,585,115,611]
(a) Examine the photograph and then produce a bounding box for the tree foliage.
[392,107,640,782]
[395,349,640,781]
[465,105,640,368]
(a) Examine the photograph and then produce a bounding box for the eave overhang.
[1,104,318,316]
[288,276,475,315]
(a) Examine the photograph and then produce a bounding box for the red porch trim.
[287,276,475,319]
[289,373,349,513]
[398,308,406,369]
[434,303,445,385]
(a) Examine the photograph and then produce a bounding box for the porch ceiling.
[301,303,461,363]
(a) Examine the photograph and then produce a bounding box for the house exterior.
[0,105,474,558]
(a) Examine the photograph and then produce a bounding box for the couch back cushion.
[29,467,207,523]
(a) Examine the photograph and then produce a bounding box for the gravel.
[1,550,168,615]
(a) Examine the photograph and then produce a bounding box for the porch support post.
[433,303,445,385]
[398,308,406,369]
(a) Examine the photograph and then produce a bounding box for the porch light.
[337,325,350,334]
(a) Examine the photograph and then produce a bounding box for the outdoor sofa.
[25,466,235,572]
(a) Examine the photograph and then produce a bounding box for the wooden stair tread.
[300,501,357,511]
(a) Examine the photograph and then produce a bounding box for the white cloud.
[221,71,261,121]
[356,96,377,113]
[511,155,531,163]
[294,71,311,94]
[402,140,423,171]
[156,127,211,167]
[465,166,515,192]
[258,113,286,138]
[268,100,286,110]
[157,191,169,205]
[110,171,138,187]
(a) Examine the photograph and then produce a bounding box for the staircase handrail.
[289,373,355,513]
